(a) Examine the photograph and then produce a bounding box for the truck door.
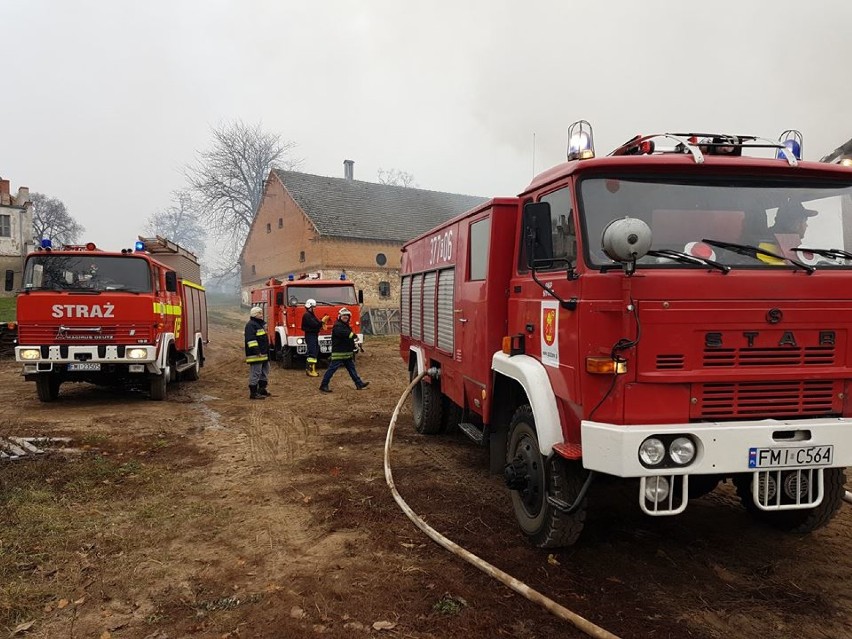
[456,213,493,409]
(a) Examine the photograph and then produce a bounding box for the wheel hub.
[506,437,543,515]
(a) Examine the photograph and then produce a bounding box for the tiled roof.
[273,169,488,242]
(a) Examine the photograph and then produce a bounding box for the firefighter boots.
[306,362,319,377]
[356,381,370,390]
[319,384,332,393]
[249,385,266,400]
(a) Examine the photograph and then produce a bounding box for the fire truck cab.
[250,276,362,368]
[401,124,852,547]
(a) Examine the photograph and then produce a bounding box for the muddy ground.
[1,302,851,639]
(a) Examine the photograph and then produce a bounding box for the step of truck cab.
[458,422,486,446]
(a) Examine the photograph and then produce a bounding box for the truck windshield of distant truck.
[578,177,852,269]
[23,255,153,292]
[285,285,357,306]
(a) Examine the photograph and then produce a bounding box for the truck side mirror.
[4,269,13,292]
[276,291,284,305]
[358,289,364,304]
[165,271,178,293]
[522,202,554,268]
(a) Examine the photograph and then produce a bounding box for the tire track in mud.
[246,410,322,464]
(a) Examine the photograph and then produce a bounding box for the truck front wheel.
[733,468,846,533]
[35,375,61,402]
[150,365,169,401]
[411,369,442,434]
[506,405,586,548]
[279,346,294,369]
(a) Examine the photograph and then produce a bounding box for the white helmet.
[338,307,352,317]
[250,306,263,318]
[305,299,317,309]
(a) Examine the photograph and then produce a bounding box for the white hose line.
[384,372,622,639]
[844,490,852,505]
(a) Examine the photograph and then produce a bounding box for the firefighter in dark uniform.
[245,306,271,399]
[301,298,327,377]
[319,307,369,392]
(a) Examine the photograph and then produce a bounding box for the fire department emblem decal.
[543,309,556,346]
[540,301,559,367]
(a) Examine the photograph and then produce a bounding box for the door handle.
[458,318,468,323]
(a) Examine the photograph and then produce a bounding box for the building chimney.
[0,179,9,196]
[344,159,354,181]
[15,186,30,205]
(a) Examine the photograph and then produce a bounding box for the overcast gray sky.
[2,0,850,252]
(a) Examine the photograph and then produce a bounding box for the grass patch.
[0,295,15,322]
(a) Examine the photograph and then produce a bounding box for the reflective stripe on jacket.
[245,317,270,364]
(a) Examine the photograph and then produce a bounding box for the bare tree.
[30,192,84,245]
[145,190,206,257]
[377,168,417,188]
[186,121,301,258]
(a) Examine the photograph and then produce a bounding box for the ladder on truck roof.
[137,235,202,284]
[609,133,799,166]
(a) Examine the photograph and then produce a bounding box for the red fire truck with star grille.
[401,123,852,547]
[6,236,207,402]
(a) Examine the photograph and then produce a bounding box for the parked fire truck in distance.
[250,276,362,368]
[401,123,852,547]
[6,236,208,402]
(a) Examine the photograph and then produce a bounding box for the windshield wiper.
[647,249,730,274]
[792,247,852,261]
[702,239,815,275]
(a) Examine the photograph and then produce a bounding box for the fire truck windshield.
[579,177,852,269]
[285,285,357,306]
[23,255,153,292]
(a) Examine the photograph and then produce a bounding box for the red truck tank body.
[401,127,852,546]
[13,239,207,402]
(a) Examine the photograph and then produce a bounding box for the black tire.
[506,405,586,548]
[150,365,169,401]
[734,468,846,533]
[411,369,442,435]
[35,375,61,402]
[440,395,463,433]
[182,342,202,381]
[280,346,295,370]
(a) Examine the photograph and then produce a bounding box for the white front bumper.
[581,417,852,477]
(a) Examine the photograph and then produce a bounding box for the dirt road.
[2,304,851,639]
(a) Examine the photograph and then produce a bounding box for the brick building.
[239,162,486,312]
[0,177,34,297]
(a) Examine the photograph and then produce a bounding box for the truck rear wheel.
[35,375,61,402]
[733,468,846,533]
[506,405,586,548]
[150,366,169,401]
[411,369,442,435]
[441,395,463,433]
[182,342,202,381]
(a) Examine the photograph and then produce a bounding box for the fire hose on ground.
[384,369,621,639]
[844,491,852,505]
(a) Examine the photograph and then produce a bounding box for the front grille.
[18,323,153,344]
[656,354,685,370]
[703,346,834,368]
[695,380,837,420]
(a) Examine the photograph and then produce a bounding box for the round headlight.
[20,349,40,360]
[669,437,696,465]
[297,338,304,345]
[127,348,148,359]
[644,476,670,503]
[639,438,665,466]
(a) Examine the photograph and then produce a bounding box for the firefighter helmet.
[305,299,317,309]
[250,306,263,318]
[338,307,352,318]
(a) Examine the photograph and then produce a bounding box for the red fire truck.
[6,236,207,402]
[401,123,852,547]
[250,276,362,368]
